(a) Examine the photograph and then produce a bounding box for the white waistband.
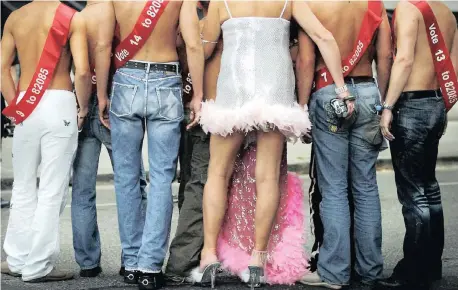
[17,90,75,104]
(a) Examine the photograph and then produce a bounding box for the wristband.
[335,84,348,95]
[202,39,218,44]
[383,103,394,110]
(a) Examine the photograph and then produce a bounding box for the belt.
[400,89,442,100]
[344,76,375,84]
[123,61,180,73]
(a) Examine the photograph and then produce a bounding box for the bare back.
[8,2,74,91]
[308,1,376,77]
[395,2,457,91]
[113,1,182,62]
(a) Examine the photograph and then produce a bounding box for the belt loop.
[351,77,356,89]
[146,63,151,74]
[176,64,179,75]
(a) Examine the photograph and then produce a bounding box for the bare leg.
[251,130,284,266]
[201,132,245,265]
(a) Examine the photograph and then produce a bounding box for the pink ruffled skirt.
[200,100,311,143]
[216,142,309,285]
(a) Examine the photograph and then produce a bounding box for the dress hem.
[199,100,311,143]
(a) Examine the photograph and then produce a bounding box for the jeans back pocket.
[110,82,137,118]
[156,87,184,121]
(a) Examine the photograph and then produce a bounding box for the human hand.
[345,99,355,118]
[77,106,88,132]
[98,95,110,130]
[186,96,202,130]
[380,109,394,141]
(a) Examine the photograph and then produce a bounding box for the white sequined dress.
[199,1,311,142]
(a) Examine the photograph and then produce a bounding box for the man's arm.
[90,1,116,128]
[1,16,17,103]
[180,0,204,129]
[201,1,222,59]
[375,6,393,100]
[296,29,316,107]
[380,2,418,141]
[94,2,115,108]
[292,1,348,95]
[384,3,418,107]
[69,12,91,119]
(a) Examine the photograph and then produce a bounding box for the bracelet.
[383,103,394,110]
[202,39,218,44]
[335,84,348,95]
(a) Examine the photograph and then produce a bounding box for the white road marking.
[439,182,458,186]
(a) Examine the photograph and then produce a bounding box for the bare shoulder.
[3,8,19,32]
[70,12,86,35]
[82,2,113,18]
[396,1,421,21]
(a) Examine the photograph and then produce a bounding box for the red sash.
[412,1,457,111]
[2,4,76,124]
[112,0,169,69]
[313,1,383,92]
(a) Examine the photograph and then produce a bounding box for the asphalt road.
[1,169,458,290]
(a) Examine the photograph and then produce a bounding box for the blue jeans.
[71,96,147,270]
[390,90,446,284]
[310,80,384,285]
[110,62,183,273]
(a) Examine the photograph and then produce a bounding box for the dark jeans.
[178,110,192,210]
[390,90,446,284]
[72,95,148,270]
[166,109,210,277]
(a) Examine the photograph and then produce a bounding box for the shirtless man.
[96,1,203,288]
[1,0,90,282]
[71,1,148,278]
[378,2,457,289]
[297,1,392,288]
[166,1,224,283]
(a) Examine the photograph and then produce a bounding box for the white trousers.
[3,90,78,281]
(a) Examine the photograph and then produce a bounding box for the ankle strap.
[251,250,269,265]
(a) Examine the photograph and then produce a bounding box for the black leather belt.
[123,61,180,73]
[400,89,441,100]
[344,76,375,84]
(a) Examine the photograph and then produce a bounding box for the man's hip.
[310,77,383,148]
[392,89,446,141]
[110,61,183,121]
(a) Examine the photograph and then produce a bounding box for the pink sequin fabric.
[216,143,309,285]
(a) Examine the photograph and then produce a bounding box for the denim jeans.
[177,108,192,210]
[307,148,357,279]
[390,90,446,284]
[310,81,384,285]
[110,62,183,273]
[166,108,209,278]
[71,95,147,270]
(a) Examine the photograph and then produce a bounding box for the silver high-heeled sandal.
[190,261,221,288]
[246,250,268,289]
